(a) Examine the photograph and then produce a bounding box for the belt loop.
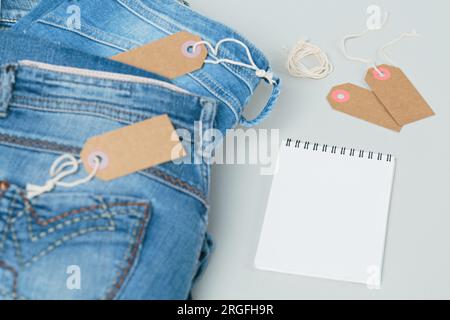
[0,64,17,118]
[239,74,282,127]
[198,97,218,157]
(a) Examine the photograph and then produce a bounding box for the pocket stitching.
[0,260,19,300]
[104,202,151,300]
[16,193,150,268]
[1,191,151,299]
[0,191,18,252]
[20,210,113,242]
[10,209,116,268]
[19,192,119,227]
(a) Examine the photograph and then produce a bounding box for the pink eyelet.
[88,151,109,171]
[181,41,201,58]
[373,67,391,81]
[331,89,351,103]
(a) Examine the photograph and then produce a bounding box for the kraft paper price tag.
[111,31,207,79]
[80,115,186,181]
[328,83,402,132]
[365,64,435,126]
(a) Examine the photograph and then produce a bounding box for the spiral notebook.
[255,139,396,286]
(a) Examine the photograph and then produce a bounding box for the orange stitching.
[1,191,151,300]
[148,168,206,202]
[0,260,18,300]
[15,193,150,300]
[105,203,151,300]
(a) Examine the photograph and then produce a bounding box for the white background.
[190,0,450,299]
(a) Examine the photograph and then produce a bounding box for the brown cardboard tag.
[80,115,186,181]
[327,83,402,132]
[111,31,207,79]
[365,64,435,126]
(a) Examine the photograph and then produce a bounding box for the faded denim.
[0,0,40,29]
[12,0,281,131]
[0,34,217,299]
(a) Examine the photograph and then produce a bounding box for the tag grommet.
[88,151,109,171]
[80,115,186,181]
[373,67,391,81]
[181,40,202,58]
[331,89,351,103]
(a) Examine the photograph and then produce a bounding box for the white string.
[193,38,275,85]
[286,39,333,79]
[341,14,388,75]
[26,154,100,199]
[341,28,384,75]
[341,15,418,76]
[378,29,419,65]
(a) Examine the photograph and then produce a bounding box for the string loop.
[193,38,281,127]
[193,38,276,85]
[26,154,100,199]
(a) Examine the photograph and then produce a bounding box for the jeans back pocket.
[0,183,151,300]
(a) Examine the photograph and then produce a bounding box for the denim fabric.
[0,32,167,81]
[12,0,281,130]
[0,57,217,299]
[0,0,280,300]
[0,0,40,29]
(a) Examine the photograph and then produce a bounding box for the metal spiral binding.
[285,139,393,162]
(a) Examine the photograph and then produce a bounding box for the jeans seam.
[0,133,209,207]
[0,190,16,253]
[19,61,189,95]
[0,260,18,300]
[42,78,132,96]
[10,97,193,132]
[145,167,207,206]
[187,73,239,123]
[36,19,138,52]
[0,18,17,23]
[42,11,143,48]
[191,70,241,119]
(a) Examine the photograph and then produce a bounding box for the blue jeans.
[12,0,281,130]
[1,0,280,300]
[0,0,40,29]
[0,32,216,299]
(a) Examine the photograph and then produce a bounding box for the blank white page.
[255,139,396,286]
